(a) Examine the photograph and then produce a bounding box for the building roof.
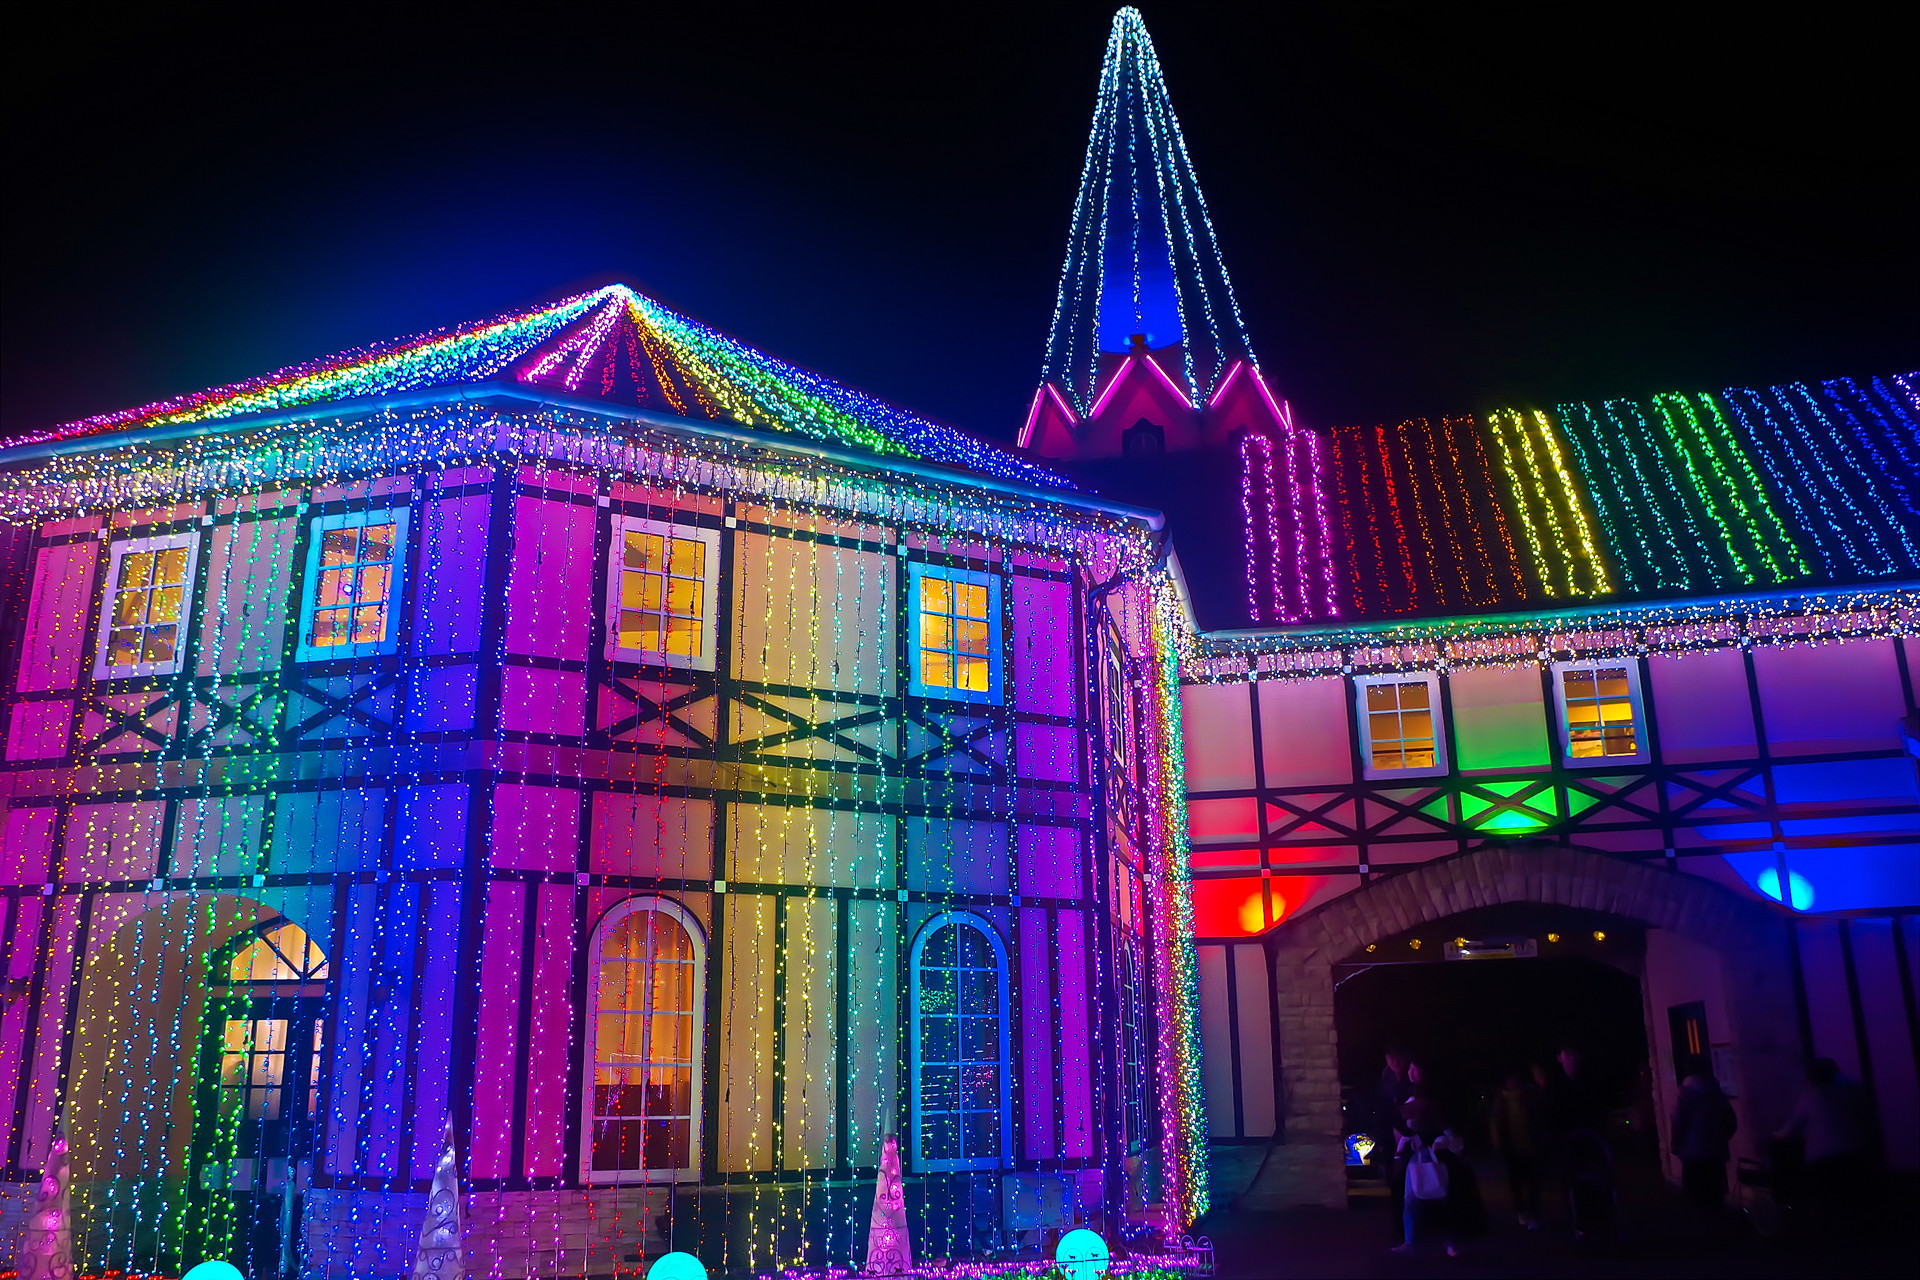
[3,283,1072,492]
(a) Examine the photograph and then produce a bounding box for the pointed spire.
[1041,7,1255,413]
[861,1131,912,1275]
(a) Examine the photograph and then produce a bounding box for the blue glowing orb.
[1056,1227,1111,1279]
[1757,867,1815,911]
[182,1264,246,1280]
[647,1252,709,1280]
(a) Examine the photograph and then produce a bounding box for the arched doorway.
[1249,843,1803,1208]
[58,893,331,1273]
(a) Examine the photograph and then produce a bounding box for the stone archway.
[1249,842,1803,1208]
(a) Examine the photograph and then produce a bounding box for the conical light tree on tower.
[861,1132,912,1276]
[411,1118,464,1279]
[1041,6,1256,412]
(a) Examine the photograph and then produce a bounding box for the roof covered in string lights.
[3,283,1073,492]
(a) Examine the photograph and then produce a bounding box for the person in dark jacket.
[1491,1069,1546,1228]
[1378,1046,1413,1243]
[1671,1071,1739,1213]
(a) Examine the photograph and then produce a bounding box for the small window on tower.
[909,563,1001,704]
[94,531,200,679]
[296,506,410,661]
[1354,672,1447,779]
[605,516,721,671]
[1552,660,1649,765]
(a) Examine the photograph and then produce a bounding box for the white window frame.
[579,895,707,1184]
[1550,658,1652,767]
[907,562,1003,705]
[1352,671,1448,781]
[93,530,201,680]
[604,515,722,672]
[295,505,411,663]
[909,910,1012,1172]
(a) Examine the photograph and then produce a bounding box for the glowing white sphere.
[647,1251,710,1280]
[1055,1227,1111,1279]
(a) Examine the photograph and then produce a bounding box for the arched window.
[581,897,705,1182]
[910,912,1010,1171]
[1119,931,1149,1153]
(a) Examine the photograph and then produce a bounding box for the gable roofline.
[0,381,1166,531]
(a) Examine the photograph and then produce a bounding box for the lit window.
[1552,660,1649,764]
[909,564,1001,703]
[605,516,720,671]
[94,532,200,678]
[582,897,705,1182]
[229,920,329,983]
[1355,673,1447,778]
[201,916,328,1183]
[911,912,1009,1171]
[1120,931,1149,1153]
[1104,622,1137,828]
[296,507,410,661]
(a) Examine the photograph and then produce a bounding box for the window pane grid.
[615,530,707,659]
[592,907,697,1173]
[917,922,1003,1164]
[1364,680,1437,771]
[311,521,398,649]
[917,573,992,694]
[105,543,191,669]
[1563,665,1639,758]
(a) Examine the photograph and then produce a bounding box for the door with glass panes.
[190,919,328,1275]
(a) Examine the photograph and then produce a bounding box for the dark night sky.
[5,3,1916,443]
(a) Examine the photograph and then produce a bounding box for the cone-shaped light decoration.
[411,1118,464,1278]
[860,1132,912,1275]
[18,1131,72,1280]
[1041,7,1255,412]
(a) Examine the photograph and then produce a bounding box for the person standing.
[1392,1063,1463,1258]
[1773,1058,1871,1224]
[1548,1045,1615,1241]
[1491,1069,1545,1228]
[1377,1047,1413,1244]
[1670,1071,1738,1214]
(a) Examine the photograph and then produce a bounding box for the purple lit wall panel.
[491,783,583,872]
[16,540,98,693]
[1019,907,1054,1160]
[409,881,463,1179]
[411,495,490,656]
[5,700,70,761]
[360,884,419,1177]
[501,666,587,736]
[19,899,81,1167]
[525,884,577,1178]
[1017,825,1081,899]
[324,884,377,1176]
[906,819,1009,896]
[1011,576,1075,717]
[396,784,469,870]
[470,882,526,1179]
[60,801,164,882]
[1056,909,1094,1158]
[0,895,45,1162]
[1,806,56,884]
[1753,640,1905,756]
[1016,722,1080,783]
[406,664,477,733]
[1646,650,1756,764]
[1851,920,1920,1171]
[506,496,593,662]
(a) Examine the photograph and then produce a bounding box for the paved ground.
[1197,1153,1917,1279]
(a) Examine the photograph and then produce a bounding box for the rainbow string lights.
[1294,372,1918,621]
[8,285,1072,494]
[1040,7,1253,412]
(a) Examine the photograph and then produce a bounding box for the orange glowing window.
[911,565,1000,702]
